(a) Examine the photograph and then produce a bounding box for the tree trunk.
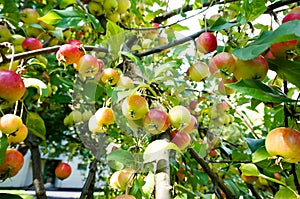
[155,148,171,199]
[29,133,47,199]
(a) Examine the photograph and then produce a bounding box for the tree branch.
[135,29,205,57]
[0,45,108,64]
[188,148,236,199]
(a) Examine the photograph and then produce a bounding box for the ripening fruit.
[168,105,191,130]
[143,109,170,135]
[56,44,83,65]
[209,52,236,77]
[0,25,12,42]
[186,61,210,82]
[88,1,104,16]
[233,55,268,81]
[196,32,217,53]
[55,162,72,180]
[75,54,100,77]
[0,149,24,178]
[115,194,136,199]
[282,7,300,23]
[8,124,28,144]
[122,95,149,120]
[0,114,23,135]
[110,168,133,191]
[181,115,197,134]
[20,8,40,24]
[265,127,300,163]
[218,78,236,95]
[88,115,103,133]
[269,40,298,59]
[95,107,115,127]
[170,130,191,150]
[0,70,25,103]
[100,68,120,86]
[241,173,258,184]
[22,37,43,51]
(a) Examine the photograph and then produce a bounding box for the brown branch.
[265,0,300,14]
[0,45,108,64]
[152,0,300,24]
[247,183,263,199]
[188,148,236,199]
[135,29,205,57]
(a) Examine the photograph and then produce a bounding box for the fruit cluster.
[210,101,234,127]
[87,0,131,23]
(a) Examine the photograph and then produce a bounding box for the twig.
[0,45,108,64]
[188,148,236,199]
[247,183,263,199]
[135,29,205,57]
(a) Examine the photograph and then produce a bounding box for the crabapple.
[209,52,236,77]
[170,130,191,150]
[196,32,217,54]
[122,95,149,120]
[56,44,82,65]
[0,70,25,103]
[186,61,210,82]
[143,109,170,135]
[100,68,120,86]
[0,114,23,135]
[22,38,43,51]
[233,55,268,81]
[168,105,191,130]
[265,127,300,163]
[20,8,40,24]
[0,149,24,178]
[55,162,72,180]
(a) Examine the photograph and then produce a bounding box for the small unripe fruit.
[20,8,40,24]
[8,124,28,144]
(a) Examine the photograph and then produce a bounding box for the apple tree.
[0,0,300,199]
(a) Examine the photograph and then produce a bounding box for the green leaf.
[268,59,300,88]
[223,178,240,196]
[240,163,260,176]
[38,11,62,25]
[225,79,295,103]
[0,134,8,165]
[252,146,269,163]
[104,21,125,57]
[23,78,49,101]
[170,24,189,31]
[0,193,23,199]
[233,20,300,60]
[274,187,299,199]
[244,138,265,152]
[26,112,46,140]
[59,0,77,9]
[107,148,134,168]
[210,16,240,31]
[121,51,146,75]
[243,0,266,22]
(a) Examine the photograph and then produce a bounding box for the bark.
[28,133,47,199]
